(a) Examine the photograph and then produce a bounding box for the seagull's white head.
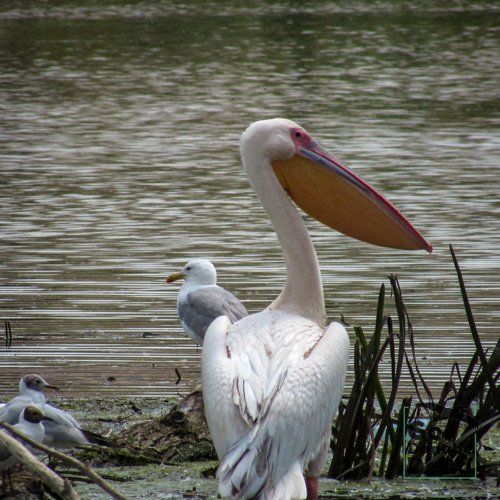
[20,374,59,394]
[166,259,217,286]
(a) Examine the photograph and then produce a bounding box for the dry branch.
[0,421,127,500]
[0,427,79,499]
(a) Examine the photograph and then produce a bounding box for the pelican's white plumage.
[166,259,248,346]
[202,118,431,499]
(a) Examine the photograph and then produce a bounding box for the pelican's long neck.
[244,153,326,326]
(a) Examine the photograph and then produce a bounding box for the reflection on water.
[1,1,499,399]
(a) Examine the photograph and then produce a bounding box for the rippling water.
[1,0,499,399]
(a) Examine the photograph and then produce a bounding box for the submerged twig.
[4,320,12,348]
[175,368,182,385]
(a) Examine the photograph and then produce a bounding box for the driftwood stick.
[0,428,79,499]
[0,421,127,500]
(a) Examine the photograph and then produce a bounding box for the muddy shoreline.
[3,395,499,499]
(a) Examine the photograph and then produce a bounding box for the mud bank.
[2,395,498,499]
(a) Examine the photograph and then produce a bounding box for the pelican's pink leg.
[305,475,319,500]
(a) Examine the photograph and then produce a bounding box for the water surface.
[1,0,499,399]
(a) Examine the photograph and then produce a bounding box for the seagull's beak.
[272,131,432,252]
[166,271,185,284]
[45,383,60,391]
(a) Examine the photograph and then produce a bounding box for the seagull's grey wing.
[42,420,116,449]
[43,404,81,428]
[33,403,86,448]
[42,420,89,448]
[179,286,248,345]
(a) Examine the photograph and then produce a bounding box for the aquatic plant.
[329,245,500,481]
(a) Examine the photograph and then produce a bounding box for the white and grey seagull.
[166,259,248,346]
[0,374,114,449]
[0,374,59,424]
[0,405,51,473]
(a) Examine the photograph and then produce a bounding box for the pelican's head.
[241,118,432,252]
[20,374,59,394]
[241,118,299,162]
[166,259,217,286]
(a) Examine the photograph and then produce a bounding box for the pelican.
[166,259,248,345]
[202,118,431,499]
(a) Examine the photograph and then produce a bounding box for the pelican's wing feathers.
[203,312,350,498]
